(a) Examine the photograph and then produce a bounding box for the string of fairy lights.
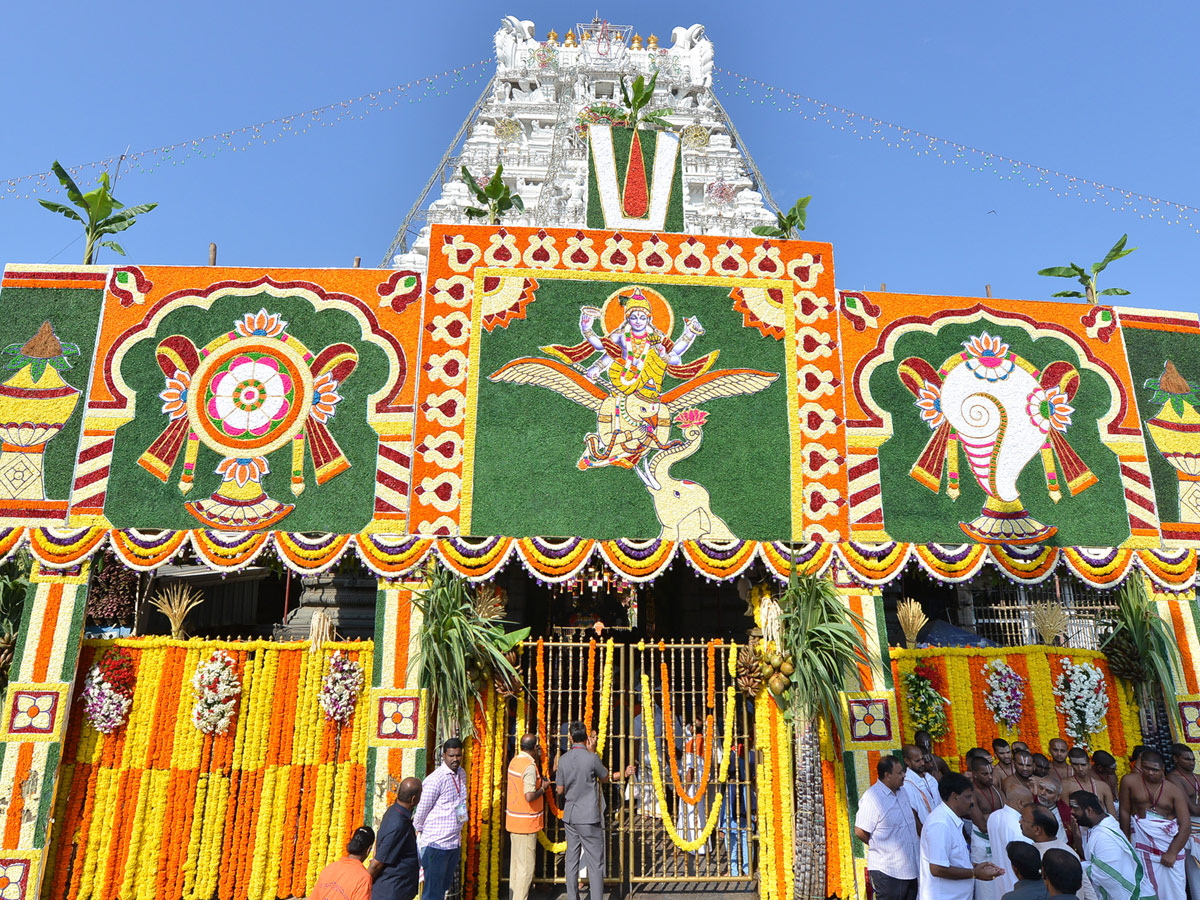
[4,54,1195,238]
[713,66,1200,236]
[0,59,492,201]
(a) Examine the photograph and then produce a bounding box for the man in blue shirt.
[369,777,423,900]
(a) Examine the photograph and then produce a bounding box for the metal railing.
[967,574,1118,649]
[516,639,757,887]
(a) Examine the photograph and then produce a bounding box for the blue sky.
[2,0,1196,312]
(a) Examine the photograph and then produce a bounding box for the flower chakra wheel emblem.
[138,308,358,529]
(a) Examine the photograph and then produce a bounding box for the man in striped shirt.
[414,739,467,900]
[854,756,920,900]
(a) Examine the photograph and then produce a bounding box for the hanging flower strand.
[319,651,365,725]
[191,649,242,734]
[1053,658,1109,747]
[982,658,1026,732]
[81,647,136,733]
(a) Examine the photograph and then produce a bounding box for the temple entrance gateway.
[517,638,757,888]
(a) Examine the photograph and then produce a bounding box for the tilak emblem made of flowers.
[138,309,358,529]
[898,331,1097,544]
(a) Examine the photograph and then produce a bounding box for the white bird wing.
[488,357,608,412]
[662,369,779,416]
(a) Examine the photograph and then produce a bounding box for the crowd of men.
[309,726,637,900]
[855,732,1200,900]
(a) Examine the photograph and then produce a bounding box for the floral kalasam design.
[1142,361,1200,523]
[138,309,357,529]
[0,322,81,502]
[488,285,778,540]
[898,331,1097,544]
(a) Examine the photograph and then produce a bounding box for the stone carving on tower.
[390,14,776,272]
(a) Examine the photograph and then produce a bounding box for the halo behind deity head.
[602,285,674,337]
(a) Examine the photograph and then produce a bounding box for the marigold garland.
[534,638,563,820]
[639,673,736,852]
[46,639,372,900]
[583,639,597,728]
[658,640,720,805]
[595,638,614,756]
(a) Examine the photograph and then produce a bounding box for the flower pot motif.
[138,308,357,530]
[899,331,1097,544]
[1142,361,1200,522]
[0,322,81,502]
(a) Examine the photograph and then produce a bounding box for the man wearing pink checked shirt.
[414,739,467,900]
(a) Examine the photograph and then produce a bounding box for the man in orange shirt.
[507,734,548,900]
[311,826,376,900]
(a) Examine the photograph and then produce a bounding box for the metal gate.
[512,638,757,887]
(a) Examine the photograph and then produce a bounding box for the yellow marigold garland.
[639,673,736,852]
[595,638,614,756]
[46,639,373,900]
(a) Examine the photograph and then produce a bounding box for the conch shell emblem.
[898,332,1097,544]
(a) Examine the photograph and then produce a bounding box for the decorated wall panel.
[1117,306,1200,547]
[840,292,1157,548]
[412,224,843,542]
[4,243,1200,590]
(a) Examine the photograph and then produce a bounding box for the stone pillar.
[363,579,426,828]
[275,572,378,640]
[0,562,89,900]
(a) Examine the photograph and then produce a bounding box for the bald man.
[986,783,1035,898]
[370,777,423,900]
[1002,749,1036,797]
[1033,774,1079,853]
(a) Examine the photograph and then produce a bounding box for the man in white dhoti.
[1167,743,1200,900]
[1069,790,1146,900]
[1119,748,1189,900]
[987,784,1035,898]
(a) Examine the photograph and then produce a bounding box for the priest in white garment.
[986,783,1035,897]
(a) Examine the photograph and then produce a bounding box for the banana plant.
[618,72,672,130]
[752,195,811,239]
[462,164,525,225]
[38,161,157,265]
[1037,234,1136,304]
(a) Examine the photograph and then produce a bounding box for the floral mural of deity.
[487,284,778,540]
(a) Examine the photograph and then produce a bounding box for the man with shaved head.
[1047,739,1072,784]
[1120,747,1189,900]
[994,739,1016,783]
[969,754,1006,900]
[987,783,1035,897]
[1063,748,1116,818]
[1003,749,1036,797]
[1167,743,1200,900]
[902,744,940,834]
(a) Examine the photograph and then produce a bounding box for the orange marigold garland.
[659,640,717,805]
[583,639,597,729]
[535,638,564,819]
